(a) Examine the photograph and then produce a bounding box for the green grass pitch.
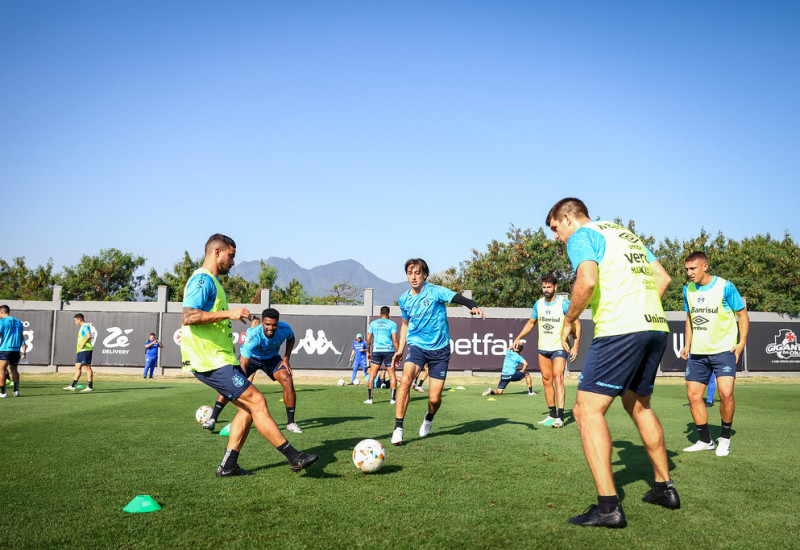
[1,374,798,548]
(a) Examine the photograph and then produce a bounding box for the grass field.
[2,374,799,549]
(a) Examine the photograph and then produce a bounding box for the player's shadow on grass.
[682,421,736,442]
[297,416,373,429]
[612,440,679,500]
[433,417,534,437]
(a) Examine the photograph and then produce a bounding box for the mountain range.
[230,257,408,305]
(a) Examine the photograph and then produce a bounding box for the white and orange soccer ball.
[195,405,213,423]
[352,439,385,473]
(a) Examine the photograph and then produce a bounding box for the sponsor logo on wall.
[293,329,342,355]
[102,326,134,355]
[766,329,800,362]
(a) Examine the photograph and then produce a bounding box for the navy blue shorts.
[497,371,526,389]
[76,350,93,365]
[0,351,21,366]
[245,355,285,381]
[370,351,394,368]
[686,352,737,384]
[578,331,668,397]
[539,349,568,361]
[193,364,252,401]
[405,345,450,380]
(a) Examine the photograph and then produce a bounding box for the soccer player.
[349,333,368,384]
[0,305,26,397]
[203,308,303,434]
[680,251,749,457]
[181,233,317,476]
[365,306,399,405]
[482,345,536,397]
[513,273,581,428]
[143,333,162,379]
[64,313,94,392]
[391,258,485,446]
[547,198,678,528]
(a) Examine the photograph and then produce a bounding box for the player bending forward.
[482,345,536,398]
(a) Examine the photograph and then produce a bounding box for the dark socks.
[527,385,533,393]
[221,448,239,470]
[720,421,733,439]
[697,423,711,443]
[277,441,300,462]
[0,385,5,394]
[71,380,78,388]
[557,408,565,421]
[549,406,557,418]
[653,480,673,494]
[286,407,296,424]
[368,389,373,400]
[391,389,396,400]
[424,412,435,422]
[210,401,226,422]
[598,495,620,514]
[88,381,93,389]
[395,417,404,429]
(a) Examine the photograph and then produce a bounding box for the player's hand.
[512,338,522,351]
[282,357,293,376]
[732,343,744,363]
[560,324,572,355]
[470,307,486,319]
[680,346,689,360]
[230,307,251,323]
[569,342,579,362]
[392,351,403,368]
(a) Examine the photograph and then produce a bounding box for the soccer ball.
[196,405,212,423]
[353,378,360,385]
[338,379,345,386]
[352,439,385,473]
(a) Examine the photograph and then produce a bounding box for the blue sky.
[2,1,798,284]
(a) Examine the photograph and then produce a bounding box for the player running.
[391,258,485,446]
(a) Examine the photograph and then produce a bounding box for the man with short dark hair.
[181,233,317,476]
[143,333,162,379]
[64,313,94,392]
[513,273,581,428]
[391,258,485,446]
[203,308,302,434]
[0,305,26,398]
[365,306,399,405]
[349,333,368,384]
[546,198,678,528]
[680,251,749,457]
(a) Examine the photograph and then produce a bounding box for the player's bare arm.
[569,319,582,361]
[366,333,373,362]
[513,318,536,350]
[680,316,693,360]
[182,306,250,326]
[283,337,295,375]
[732,308,750,362]
[651,260,671,298]
[561,261,597,352]
[393,320,409,367]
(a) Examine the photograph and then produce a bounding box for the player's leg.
[419,349,449,438]
[386,360,398,404]
[365,360,381,404]
[717,375,735,423]
[706,372,716,405]
[573,390,617,495]
[0,359,8,396]
[552,354,567,416]
[392,361,421,445]
[274,365,302,433]
[231,382,318,472]
[713,353,736,456]
[524,373,535,395]
[539,353,557,415]
[9,364,19,396]
[683,352,715,450]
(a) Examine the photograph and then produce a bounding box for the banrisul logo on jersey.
[766,329,800,361]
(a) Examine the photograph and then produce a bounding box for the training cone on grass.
[219,423,232,436]
[76,385,83,389]
[123,495,161,513]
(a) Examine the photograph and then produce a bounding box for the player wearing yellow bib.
[547,198,678,529]
[513,273,581,428]
[181,234,318,477]
[679,251,749,457]
[64,313,94,392]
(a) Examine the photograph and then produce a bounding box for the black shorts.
[76,350,93,365]
[0,350,21,366]
[245,355,285,381]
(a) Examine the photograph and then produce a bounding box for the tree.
[0,257,58,300]
[60,249,145,301]
[455,225,574,307]
[141,251,202,302]
[310,281,362,305]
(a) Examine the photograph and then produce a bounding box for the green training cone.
[76,385,83,389]
[219,423,232,436]
[123,495,161,513]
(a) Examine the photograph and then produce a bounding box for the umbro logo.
[694,316,709,326]
[542,323,555,331]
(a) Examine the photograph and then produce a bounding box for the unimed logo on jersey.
[766,329,800,360]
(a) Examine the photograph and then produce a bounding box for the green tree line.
[2,226,797,313]
[0,251,362,306]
